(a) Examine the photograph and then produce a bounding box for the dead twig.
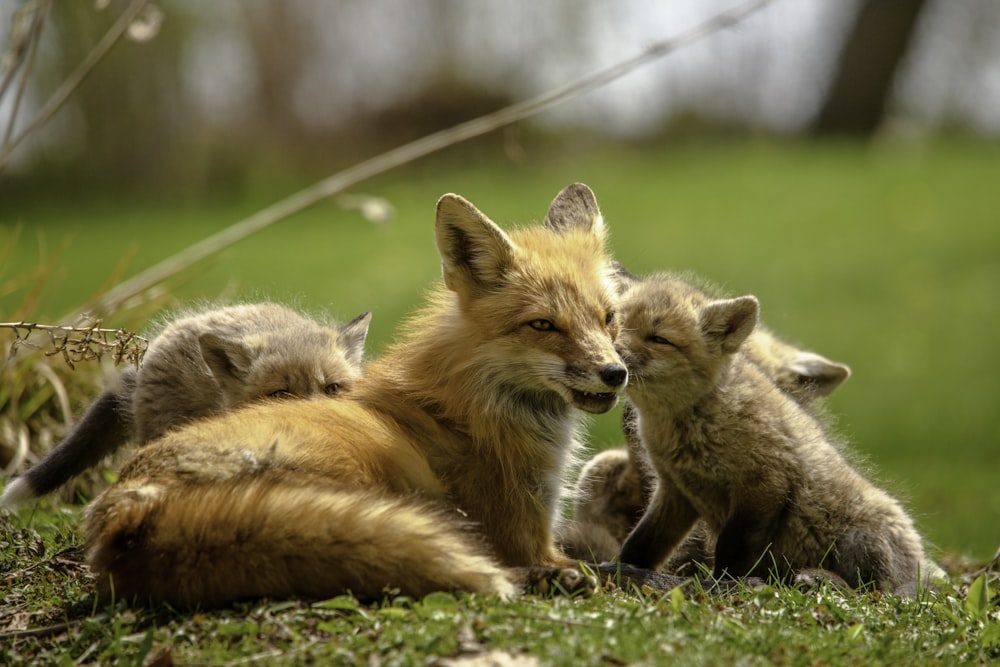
[0,614,108,641]
[1,321,148,369]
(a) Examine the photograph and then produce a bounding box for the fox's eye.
[605,311,616,326]
[649,335,674,346]
[324,382,342,396]
[269,389,294,399]
[528,319,556,332]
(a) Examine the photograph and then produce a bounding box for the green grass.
[1,138,999,664]
[1,505,997,665]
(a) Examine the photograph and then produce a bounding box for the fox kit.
[744,326,851,406]
[84,184,627,607]
[1,304,372,507]
[609,264,851,407]
[614,274,941,592]
[562,271,851,563]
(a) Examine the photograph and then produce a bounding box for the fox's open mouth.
[570,389,619,414]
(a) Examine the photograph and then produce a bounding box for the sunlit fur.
[1,304,371,507]
[745,326,851,405]
[84,184,626,607]
[560,296,852,566]
[614,274,943,593]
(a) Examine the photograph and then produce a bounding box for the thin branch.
[0,0,50,146]
[0,1,42,99]
[0,0,149,174]
[0,614,108,640]
[77,0,773,320]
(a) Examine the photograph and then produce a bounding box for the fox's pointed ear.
[787,353,851,398]
[544,183,606,240]
[701,296,759,353]
[435,193,517,293]
[199,333,252,383]
[337,311,372,368]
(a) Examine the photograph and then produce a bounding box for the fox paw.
[792,568,852,593]
[516,565,598,597]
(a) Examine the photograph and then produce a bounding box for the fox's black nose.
[600,364,628,388]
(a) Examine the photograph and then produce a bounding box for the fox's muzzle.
[566,362,627,414]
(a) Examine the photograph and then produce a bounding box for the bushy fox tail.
[1,370,136,508]
[84,472,516,607]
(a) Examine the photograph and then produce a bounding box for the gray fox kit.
[614,273,942,592]
[562,270,851,565]
[1,304,371,507]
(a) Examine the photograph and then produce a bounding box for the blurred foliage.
[19,2,194,191]
[6,1,1000,198]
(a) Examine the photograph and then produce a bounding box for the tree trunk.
[812,0,928,136]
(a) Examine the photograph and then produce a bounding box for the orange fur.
[84,184,626,606]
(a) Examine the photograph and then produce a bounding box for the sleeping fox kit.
[1,304,371,507]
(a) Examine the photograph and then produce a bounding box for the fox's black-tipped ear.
[701,296,759,354]
[435,193,517,294]
[787,354,851,398]
[544,183,606,240]
[337,311,372,368]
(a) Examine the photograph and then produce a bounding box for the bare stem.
[76,0,772,320]
[0,0,51,147]
[0,0,149,174]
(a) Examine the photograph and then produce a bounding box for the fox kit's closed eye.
[83,184,626,607]
[615,274,942,593]
[1,304,372,507]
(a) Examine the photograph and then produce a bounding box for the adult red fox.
[84,184,627,607]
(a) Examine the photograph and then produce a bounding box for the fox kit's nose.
[600,364,628,389]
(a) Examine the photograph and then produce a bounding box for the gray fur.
[1,304,371,507]
[561,305,852,570]
[614,274,943,593]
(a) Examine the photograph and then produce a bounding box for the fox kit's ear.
[337,311,372,368]
[787,353,851,397]
[700,296,759,354]
[435,193,517,294]
[199,333,252,383]
[610,260,640,295]
[544,183,606,240]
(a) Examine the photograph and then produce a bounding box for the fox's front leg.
[618,484,698,569]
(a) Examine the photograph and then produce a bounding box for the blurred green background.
[1,2,998,562]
